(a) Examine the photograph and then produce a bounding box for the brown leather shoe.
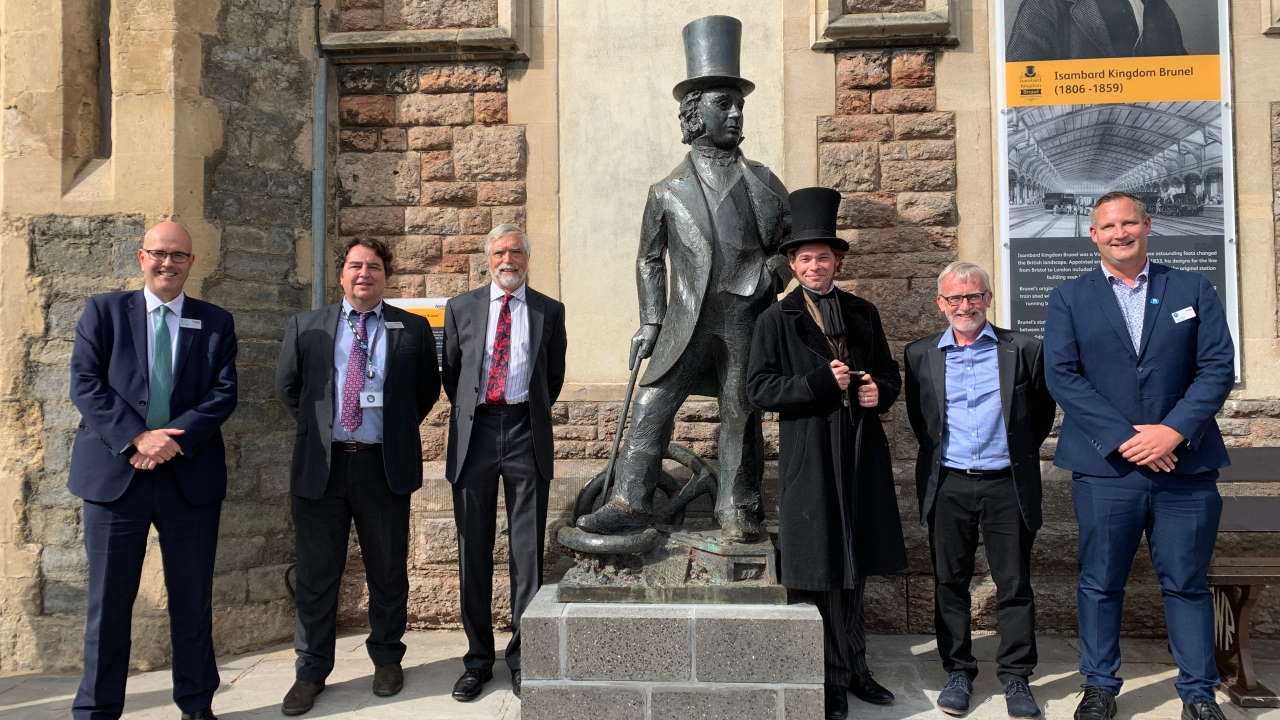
[372,663,404,697]
[281,680,324,716]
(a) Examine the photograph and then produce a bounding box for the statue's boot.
[576,499,653,535]
[716,507,764,543]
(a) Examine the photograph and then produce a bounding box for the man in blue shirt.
[275,239,441,715]
[905,261,1055,719]
[1044,192,1234,720]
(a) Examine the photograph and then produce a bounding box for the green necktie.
[146,306,172,429]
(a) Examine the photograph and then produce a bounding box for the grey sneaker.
[937,671,973,716]
[1004,678,1042,719]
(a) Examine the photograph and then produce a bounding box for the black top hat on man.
[781,187,849,254]
[673,15,756,100]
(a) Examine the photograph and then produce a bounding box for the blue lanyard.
[344,310,380,380]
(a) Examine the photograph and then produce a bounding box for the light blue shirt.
[939,322,1010,470]
[1101,260,1150,352]
[332,300,387,443]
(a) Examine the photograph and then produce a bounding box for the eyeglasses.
[939,292,988,307]
[141,249,192,264]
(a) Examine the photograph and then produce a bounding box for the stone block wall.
[197,0,316,658]
[336,0,499,32]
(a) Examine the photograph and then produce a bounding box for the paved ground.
[1,630,1276,719]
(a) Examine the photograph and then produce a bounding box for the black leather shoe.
[824,683,849,720]
[181,711,217,720]
[372,663,404,697]
[452,668,493,702]
[1074,686,1117,720]
[281,680,325,716]
[850,671,894,705]
[1182,699,1226,720]
[511,669,522,698]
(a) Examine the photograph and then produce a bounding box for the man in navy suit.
[1044,191,1234,720]
[69,221,238,720]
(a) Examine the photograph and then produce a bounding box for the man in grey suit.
[576,15,789,541]
[904,261,1055,719]
[444,224,567,702]
[275,238,440,716]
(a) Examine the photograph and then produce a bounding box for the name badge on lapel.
[360,391,384,408]
[179,318,202,330]
[1171,307,1197,324]
[385,321,404,329]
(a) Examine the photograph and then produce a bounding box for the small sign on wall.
[386,297,447,368]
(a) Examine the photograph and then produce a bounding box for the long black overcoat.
[747,286,907,591]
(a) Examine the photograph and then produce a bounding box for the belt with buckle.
[332,441,380,453]
[943,465,1011,479]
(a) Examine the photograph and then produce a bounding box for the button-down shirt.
[939,322,1010,470]
[142,287,182,375]
[482,283,531,404]
[332,300,387,443]
[1102,260,1150,352]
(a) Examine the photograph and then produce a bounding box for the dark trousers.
[1072,470,1221,703]
[929,469,1037,682]
[452,404,548,671]
[73,469,221,720]
[793,578,868,687]
[291,446,409,683]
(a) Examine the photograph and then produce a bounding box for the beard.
[495,264,525,290]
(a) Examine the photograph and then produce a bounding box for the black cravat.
[804,287,846,341]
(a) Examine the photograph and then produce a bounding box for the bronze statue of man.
[577,15,790,542]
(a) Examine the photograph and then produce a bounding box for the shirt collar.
[341,299,384,318]
[143,287,185,316]
[937,321,997,349]
[490,283,527,303]
[1101,259,1150,286]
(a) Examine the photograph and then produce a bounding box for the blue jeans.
[1072,470,1221,703]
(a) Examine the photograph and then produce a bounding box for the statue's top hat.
[672,15,756,100]
[780,187,849,254]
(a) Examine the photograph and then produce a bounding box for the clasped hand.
[830,361,878,408]
[1118,424,1184,472]
[130,428,185,470]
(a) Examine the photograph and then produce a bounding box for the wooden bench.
[1210,448,1280,708]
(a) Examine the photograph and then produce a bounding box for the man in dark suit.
[444,223,567,701]
[275,238,440,715]
[1006,0,1187,62]
[1045,191,1234,720]
[577,15,789,541]
[904,261,1055,719]
[69,221,237,720]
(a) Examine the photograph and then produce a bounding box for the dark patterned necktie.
[340,310,370,432]
[485,295,512,405]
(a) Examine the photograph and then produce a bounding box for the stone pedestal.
[521,584,825,720]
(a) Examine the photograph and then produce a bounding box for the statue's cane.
[597,344,645,508]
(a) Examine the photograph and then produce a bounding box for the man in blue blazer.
[1044,192,1233,720]
[69,221,238,720]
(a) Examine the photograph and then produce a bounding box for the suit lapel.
[995,329,1016,429]
[739,159,785,249]
[383,304,403,380]
[1073,0,1116,55]
[472,287,491,387]
[780,288,831,361]
[526,289,545,364]
[173,299,198,386]
[667,155,716,257]
[1089,270,1139,362]
[128,291,148,382]
[1137,265,1167,360]
[926,341,947,427]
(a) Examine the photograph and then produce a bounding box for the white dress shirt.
[142,287,183,374]
[482,283,531,404]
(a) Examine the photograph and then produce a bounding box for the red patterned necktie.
[340,310,370,432]
[485,295,512,405]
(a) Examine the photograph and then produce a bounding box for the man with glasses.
[275,238,441,715]
[69,221,238,720]
[904,261,1055,719]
